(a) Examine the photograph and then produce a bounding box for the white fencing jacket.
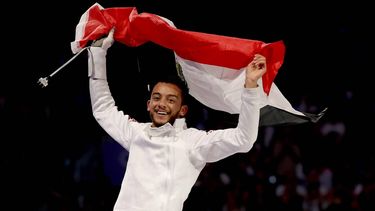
[88,47,261,211]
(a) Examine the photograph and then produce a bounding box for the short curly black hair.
[149,74,190,105]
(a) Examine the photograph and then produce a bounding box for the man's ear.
[146,100,151,111]
[179,105,188,117]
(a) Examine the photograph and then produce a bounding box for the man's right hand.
[91,28,115,50]
[88,28,114,79]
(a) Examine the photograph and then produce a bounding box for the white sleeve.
[88,47,135,150]
[189,87,261,165]
[88,47,107,80]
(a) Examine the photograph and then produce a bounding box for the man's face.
[147,82,188,127]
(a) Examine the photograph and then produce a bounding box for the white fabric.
[88,47,107,80]
[176,54,305,116]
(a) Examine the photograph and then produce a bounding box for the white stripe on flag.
[176,54,306,118]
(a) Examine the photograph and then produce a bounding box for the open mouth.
[157,111,168,115]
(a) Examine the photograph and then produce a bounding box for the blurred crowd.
[1,85,372,211]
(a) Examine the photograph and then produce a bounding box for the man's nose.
[157,98,167,108]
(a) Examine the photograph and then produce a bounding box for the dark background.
[1,0,374,210]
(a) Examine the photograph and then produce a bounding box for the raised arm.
[189,54,267,165]
[88,29,134,150]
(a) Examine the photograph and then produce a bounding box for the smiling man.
[147,80,189,127]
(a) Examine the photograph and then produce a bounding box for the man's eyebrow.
[151,92,179,100]
[167,94,178,98]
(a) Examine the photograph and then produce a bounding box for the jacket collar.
[145,118,187,137]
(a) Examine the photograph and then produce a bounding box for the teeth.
[157,111,167,115]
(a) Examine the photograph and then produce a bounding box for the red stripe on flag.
[72,4,285,95]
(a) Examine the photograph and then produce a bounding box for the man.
[88,29,266,211]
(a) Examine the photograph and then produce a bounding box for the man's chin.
[153,119,169,127]
[151,114,177,127]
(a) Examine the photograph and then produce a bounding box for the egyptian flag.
[72,3,325,126]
